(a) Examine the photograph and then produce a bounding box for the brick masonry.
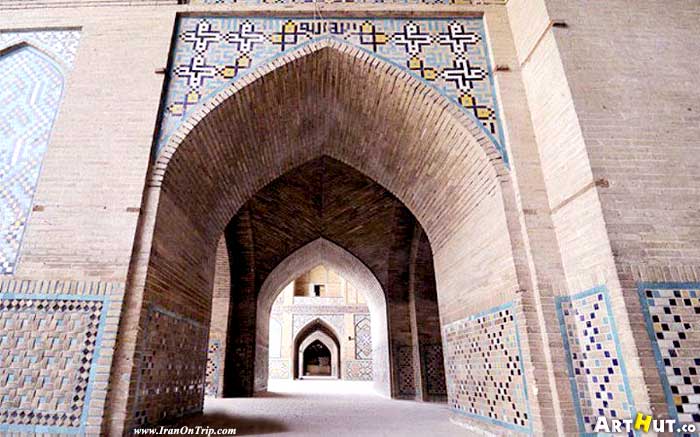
[0,2,697,436]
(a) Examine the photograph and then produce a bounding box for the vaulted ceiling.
[224,156,429,295]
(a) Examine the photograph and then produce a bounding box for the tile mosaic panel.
[0,292,108,434]
[269,359,291,379]
[0,30,80,275]
[421,343,447,396]
[205,340,221,396]
[293,314,344,338]
[556,286,635,435]
[133,305,208,427]
[157,17,506,161]
[442,301,531,433]
[354,314,372,360]
[396,345,415,396]
[344,360,373,381]
[638,283,700,428]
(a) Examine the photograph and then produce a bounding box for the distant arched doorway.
[293,318,341,380]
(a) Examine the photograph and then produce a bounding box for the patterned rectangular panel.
[638,283,700,428]
[354,314,372,360]
[0,292,108,434]
[133,305,209,428]
[442,301,531,433]
[344,360,373,381]
[421,343,447,396]
[205,340,221,396]
[157,17,506,162]
[556,286,635,435]
[0,30,80,276]
[395,345,415,396]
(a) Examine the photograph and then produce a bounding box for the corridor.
[176,380,463,436]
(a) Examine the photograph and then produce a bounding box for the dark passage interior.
[303,341,332,377]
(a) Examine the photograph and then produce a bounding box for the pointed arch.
[0,44,65,275]
[295,324,341,379]
[111,31,526,433]
[256,238,390,395]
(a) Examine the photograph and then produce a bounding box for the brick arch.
[110,37,524,435]
[256,238,390,395]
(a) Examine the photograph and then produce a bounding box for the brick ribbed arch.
[256,238,390,396]
[109,38,524,435]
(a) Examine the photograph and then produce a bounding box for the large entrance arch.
[108,38,537,435]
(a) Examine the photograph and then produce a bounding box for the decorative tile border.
[637,282,700,429]
[556,286,636,436]
[344,359,372,380]
[205,340,222,396]
[442,301,531,433]
[354,314,371,360]
[0,282,114,435]
[156,16,507,163]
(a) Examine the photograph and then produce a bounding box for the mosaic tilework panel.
[269,359,291,379]
[157,17,506,161]
[293,314,344,338]
[443,301,531,433]
[344,360,372,381]
[0,30,80,276]
[396,345,416,396]
[0,293,107,434]
[354,314,372,360]
[133,305,208,427]
[205,340,221,396]
[422,343,447,396]
[556,286,635,435]
[638,283,700,428]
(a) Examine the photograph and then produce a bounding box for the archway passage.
[219,157,444,400]
[303,341,331,377]
[112,39,523,435]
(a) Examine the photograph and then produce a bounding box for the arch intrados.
[153,38,509,251]
[257,238,385,316]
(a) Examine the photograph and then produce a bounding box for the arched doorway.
[108,39,530,435]
[302,341,332,377]
[294,322,341,379]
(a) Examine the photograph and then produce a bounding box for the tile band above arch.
[155,16,508,163]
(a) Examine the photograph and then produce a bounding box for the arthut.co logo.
[594,413,697,434]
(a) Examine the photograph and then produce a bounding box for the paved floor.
[175,379,465,436]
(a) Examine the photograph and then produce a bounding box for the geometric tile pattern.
[293,314,344,339]
[0,30,80,275]
[443,302,531,433]
[205,340,221,396]
[156,17,506,162]
[638,283,700,428]
[421,343,447,396]
[0,293,107,434]
[556,286,635,435]
[344,360,373,381]
[269,359,291,379]
[133,305,208,428]
[396,345,416,396]
[354,314,372,360]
